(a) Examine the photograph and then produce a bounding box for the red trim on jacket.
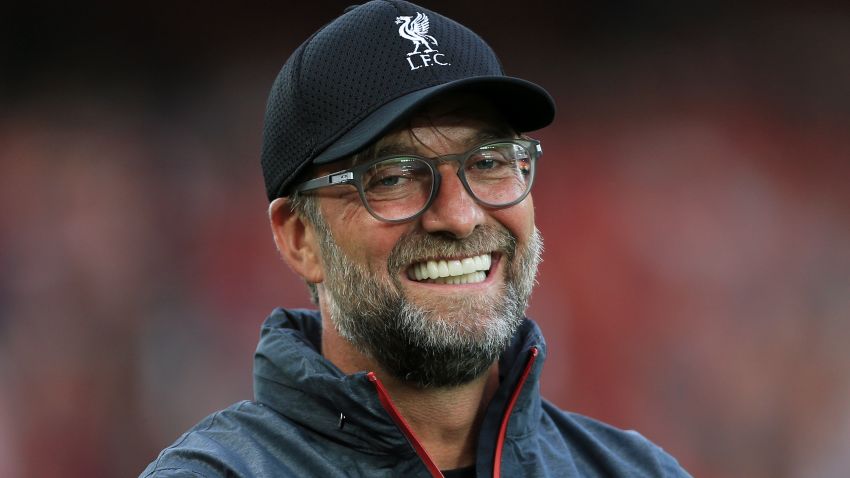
[493,347,539,477]
[368,346,539,478]
[368,372,444,478]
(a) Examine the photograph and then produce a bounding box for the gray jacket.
[140,308,690,477]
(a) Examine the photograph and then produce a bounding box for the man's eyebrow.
[362,128,515,163]
[373,142,413,159]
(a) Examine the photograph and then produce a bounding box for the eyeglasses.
[291,138,541,223]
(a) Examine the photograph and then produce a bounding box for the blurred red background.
[2,1,849,477]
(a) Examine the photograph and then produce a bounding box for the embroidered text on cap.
[396,13,450,70]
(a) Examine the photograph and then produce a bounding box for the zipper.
[368,346,539,478]
[492,346,538,477]
[368,372,444,478]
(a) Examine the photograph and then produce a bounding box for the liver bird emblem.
[395,13,438,56]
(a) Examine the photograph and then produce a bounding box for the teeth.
[427,262,438,279]
[407,254,492,284]
[429,270,486,285]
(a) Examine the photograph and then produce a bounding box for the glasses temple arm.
[292,171,356,193]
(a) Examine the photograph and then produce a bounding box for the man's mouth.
[406,253,493,285]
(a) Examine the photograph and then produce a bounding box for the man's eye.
[367,171,410,189]
[364,158,429,192]
[472,158,496,170]
[377,175,402,186]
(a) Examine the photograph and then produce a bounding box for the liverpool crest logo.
[395,13,450,70]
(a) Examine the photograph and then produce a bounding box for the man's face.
[309,106,542,387]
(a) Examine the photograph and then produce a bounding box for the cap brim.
[312,76,555,165]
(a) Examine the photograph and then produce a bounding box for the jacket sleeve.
[141,468,210,478]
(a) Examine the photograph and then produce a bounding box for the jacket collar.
[252,308,547,454]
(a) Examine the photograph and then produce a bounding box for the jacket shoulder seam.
[145,409,226,475]
[142,467,209,477]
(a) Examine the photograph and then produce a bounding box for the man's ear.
[269,197,324,285]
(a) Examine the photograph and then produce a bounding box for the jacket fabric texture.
[141,308,691,477]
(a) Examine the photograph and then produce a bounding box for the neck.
[376,364,500,470]
[321,310,499,470]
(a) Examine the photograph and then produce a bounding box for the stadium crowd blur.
[1,2,849,477]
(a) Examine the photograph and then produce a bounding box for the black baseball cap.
[260,0,556,201]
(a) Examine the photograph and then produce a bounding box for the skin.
[269,103,536,469]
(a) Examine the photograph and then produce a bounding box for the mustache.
[386,225,517,274]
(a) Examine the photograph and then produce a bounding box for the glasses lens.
[463,141,534,206]
[361,157,433,221]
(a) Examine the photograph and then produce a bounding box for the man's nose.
[420,164,485,238]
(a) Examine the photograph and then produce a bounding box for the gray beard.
[316,221,543,388]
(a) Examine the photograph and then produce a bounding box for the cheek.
[322,198,407,272]
[493,196,535,240]
[324,194,362,223]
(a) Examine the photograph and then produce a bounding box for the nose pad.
[420,163,484,238]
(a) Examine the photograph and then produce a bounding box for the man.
[141,1,690,476]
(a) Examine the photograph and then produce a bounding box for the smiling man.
[141,1,690,477]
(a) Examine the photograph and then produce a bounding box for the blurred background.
[2,1,849,476]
